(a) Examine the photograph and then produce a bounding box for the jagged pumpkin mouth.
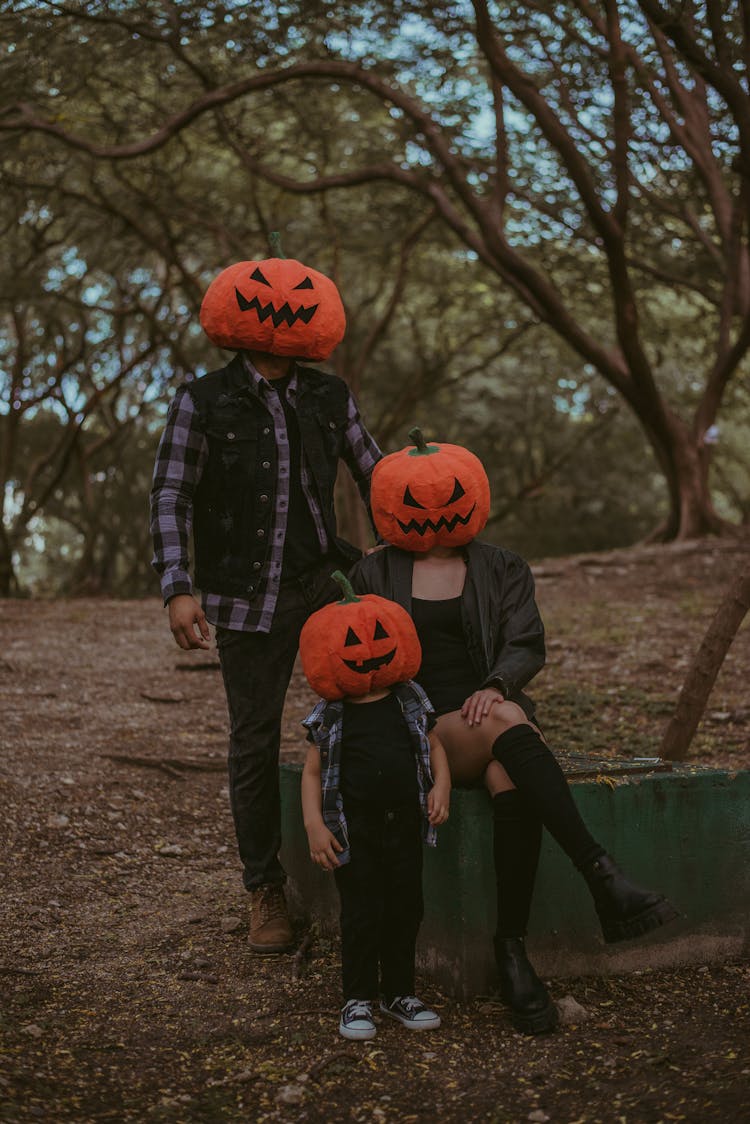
[341,649,397,674]
[235,288,318,328]
[396,504,476,535]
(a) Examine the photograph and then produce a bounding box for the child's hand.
[427,782,450,825]
[306,822,344,871]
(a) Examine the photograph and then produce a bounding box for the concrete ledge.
[279,765,750,998]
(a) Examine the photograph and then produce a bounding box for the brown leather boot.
[249,884,294,953]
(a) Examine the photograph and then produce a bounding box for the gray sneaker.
[339,999,377,1040]
[380,995,441,1029]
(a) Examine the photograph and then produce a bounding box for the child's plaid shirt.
[302,680,438,866]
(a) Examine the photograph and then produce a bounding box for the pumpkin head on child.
[199,243,345,361]
[371,427,490,551]
[300,572,421,701]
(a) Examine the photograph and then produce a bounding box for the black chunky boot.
[492,791,558,1036]
[582,854,679,943]
[495,937,559,1035]
[491,727,680,945]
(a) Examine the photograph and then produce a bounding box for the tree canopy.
[1,1,749,594]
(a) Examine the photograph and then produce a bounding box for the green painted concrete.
[279,765,750,998]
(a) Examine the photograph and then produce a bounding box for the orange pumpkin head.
[199,257,346,360]
[372,427,490,551]
[299,572,421,700]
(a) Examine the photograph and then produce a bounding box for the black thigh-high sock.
[492,790,543,938]
[492,725,604,871]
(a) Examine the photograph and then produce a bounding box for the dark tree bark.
[0,525,17,597]
[661,559,750,759]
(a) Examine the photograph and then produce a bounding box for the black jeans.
[216,560,341,890]
[334,803,424,1003]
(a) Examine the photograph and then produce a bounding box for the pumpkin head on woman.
[371,427,490,551]
[200,255,345,361]
[300,572,421,700]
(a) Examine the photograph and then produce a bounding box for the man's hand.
[168,594,211,651]
[427,781,450,825]
[461,687,505,728]
[306,821,343,871]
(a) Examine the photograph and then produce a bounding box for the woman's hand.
[306,821,343,871]
[461,686,505,728]
[427,781,450,825]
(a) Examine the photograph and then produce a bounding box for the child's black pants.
[334,802,424,1003]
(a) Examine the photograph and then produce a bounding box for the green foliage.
[2,1,750,592]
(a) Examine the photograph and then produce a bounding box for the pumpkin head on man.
[200,252,346,361]
[300,572,421,701]
[371,427,490,551]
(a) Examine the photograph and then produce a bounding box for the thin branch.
[485,408,619,527]
[471,0,617,245]
[605,0,632,228]
[349,207,437,388]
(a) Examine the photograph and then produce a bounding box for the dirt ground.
[1,538,749,1123]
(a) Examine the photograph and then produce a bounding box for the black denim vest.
[186,354,360,597]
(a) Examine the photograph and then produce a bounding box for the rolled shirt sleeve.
[149,387,207,604]
[340,388,382,510]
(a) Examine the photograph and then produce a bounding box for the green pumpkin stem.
[269,230,285,258]
[331,570,360,603]
[407,425,440,457]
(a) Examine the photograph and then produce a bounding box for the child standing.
[299,574,450,1040]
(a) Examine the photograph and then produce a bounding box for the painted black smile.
[341,648,397,674]
[235,288,318,327]
[396,504,476,536]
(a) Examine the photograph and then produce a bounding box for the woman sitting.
[349,428,677,1036]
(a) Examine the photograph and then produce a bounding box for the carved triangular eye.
[373,620,389,640]
[250,267,271,285]
[403,485,426,509]
[293,276,314,289]
[444,477,466,505]
[344,626,361,647]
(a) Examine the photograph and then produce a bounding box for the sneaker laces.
[343,1000,372,1021]
[393,996,423,1013]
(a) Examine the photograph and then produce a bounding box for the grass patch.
[537,683,672,758]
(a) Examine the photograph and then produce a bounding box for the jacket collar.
[385,542,481,611]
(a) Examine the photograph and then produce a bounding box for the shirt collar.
[241,352,298,400]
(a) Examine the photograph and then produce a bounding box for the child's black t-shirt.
[340,692,422,809]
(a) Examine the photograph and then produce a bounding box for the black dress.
[411,596,479,716]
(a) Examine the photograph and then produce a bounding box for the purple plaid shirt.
[150,355,381,632]
[302,681,438,866]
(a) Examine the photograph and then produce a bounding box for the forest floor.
[1,537,749,1123]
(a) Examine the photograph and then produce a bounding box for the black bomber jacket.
[347,540,546,707]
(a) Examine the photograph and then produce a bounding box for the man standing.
[150,251,381,952]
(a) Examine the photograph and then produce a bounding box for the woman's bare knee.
[435,704,535,788]
[483,701,532,738]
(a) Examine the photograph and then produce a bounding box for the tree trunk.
[650,408,731,541]
[660,559,750,760]
[0,526,17,597]
[334,468,371,553]
[67,524,123,596]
